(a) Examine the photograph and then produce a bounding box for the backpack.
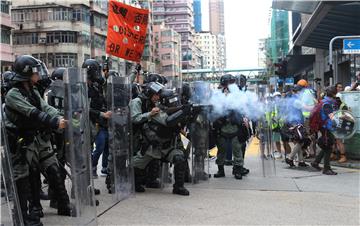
[309,100,324,134]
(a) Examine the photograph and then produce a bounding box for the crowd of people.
[1,55,357,226]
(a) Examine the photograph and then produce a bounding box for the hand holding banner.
[106,0,149,62]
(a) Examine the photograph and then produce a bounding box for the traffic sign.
[343,39,360,54]
[285,77,294,86]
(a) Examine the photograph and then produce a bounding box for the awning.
[294,1,360,50]
[272,0,319,14]
[286,54,315,75]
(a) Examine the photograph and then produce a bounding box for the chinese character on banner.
[106,0,149,62]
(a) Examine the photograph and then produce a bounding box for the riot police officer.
[213,74,249,180]
[130,82,163,190]
[1,71,16,103]
[131,83,190,195]
[4,55,72,225]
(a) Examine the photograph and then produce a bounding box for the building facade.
[208,0,226,68]
[138,0,156,72]
[153,22,181,79]
[209,0,224,36]
[1,1,13,72]
[153,0,197,70]
[10,0,155,75]
[194,31,219,69]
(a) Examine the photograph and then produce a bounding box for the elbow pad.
[166,110,186,127]
[29,108,59,130]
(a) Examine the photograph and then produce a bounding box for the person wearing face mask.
[4,55,73,225]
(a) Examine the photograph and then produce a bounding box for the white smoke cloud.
[199,84,317,124]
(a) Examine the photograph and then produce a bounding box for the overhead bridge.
[181,67,267,75]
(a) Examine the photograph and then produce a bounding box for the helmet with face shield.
[13,55,49,82]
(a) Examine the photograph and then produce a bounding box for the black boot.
[134,168,146,192]
[232,166,249,176]
[46,164,74,216]
[145,160,161,188]
[233,166,242,180]
[214,165,225,178]
[28,167,44,218]
[172,156,190,196]
[16,177,43,226]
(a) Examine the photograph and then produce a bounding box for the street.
[42,138,360,225]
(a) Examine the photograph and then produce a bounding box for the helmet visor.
[149,82,164,94]
[32,61,49,80]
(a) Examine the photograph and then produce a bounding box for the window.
[0,29,11,44]
[72,8,90,24]
[161,30,172,37]
[1,1,10,14]
[50,53,77,67]
[161,42,173,49]
[93,34,106,49]
[46,31,77,44]
[13,33,38,45]
[161,53,171,60]
[162,65,174,71]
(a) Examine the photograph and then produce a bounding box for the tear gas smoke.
[190,83,317,124]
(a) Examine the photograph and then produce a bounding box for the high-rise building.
[193,0,202,32]
[208,0,226,68]
[267,9,289,64]
[1,1,13,72]
[153,0,197,70]
[153,22,181,79]
[209,0,224,35]
[194,31,219,69]
[138,0,156,72]
[258,38,267,68]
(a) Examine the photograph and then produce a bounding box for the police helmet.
[238,74,247,88]
[160,75,168,85]
[145,73,164,84]
[1,71,16,95]
[160,89,180,108]
[13,55,49,82]
[51,67,66,80]
[82,59,102,82]
[220,74,235,87]
[143,82,164,98]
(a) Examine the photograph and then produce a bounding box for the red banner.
[106,0,149,62]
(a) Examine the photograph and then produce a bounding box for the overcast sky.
[201,0,272,69]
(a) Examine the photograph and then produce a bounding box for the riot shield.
[259,103,276,177]
[63,68,97,225]
[107,76,134,201]
[189,81,211,183]
[1,109,23,226]
[160,162,171,189]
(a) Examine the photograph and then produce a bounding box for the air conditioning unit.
[38,37,46,44]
